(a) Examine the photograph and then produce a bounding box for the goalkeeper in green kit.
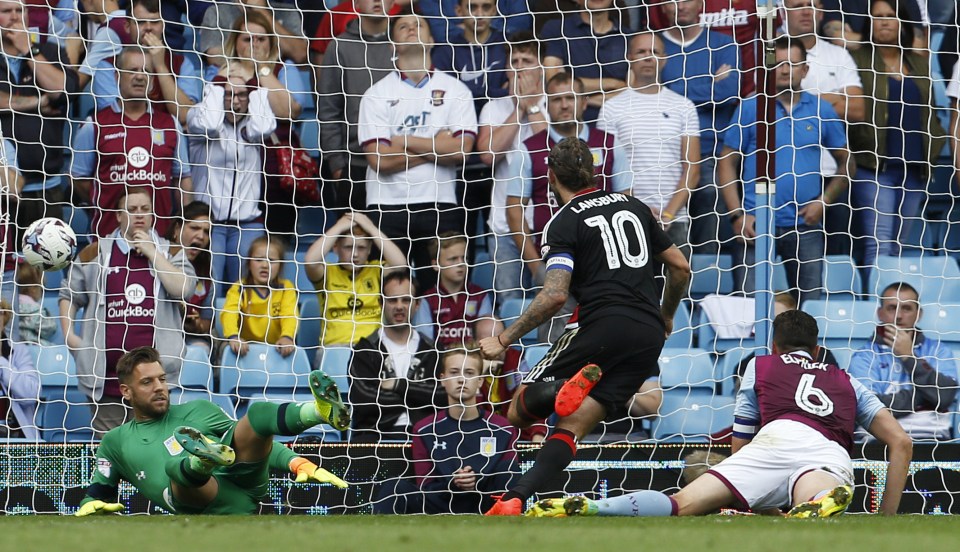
[75,346,351,516]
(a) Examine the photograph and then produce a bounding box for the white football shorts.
[707,419,854,511]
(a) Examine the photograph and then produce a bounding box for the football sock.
[593,491,676,517]
[810,489,831,501]
[246,402,320,437]
[515,380,565,422]
[502,428,577,502]
[165,456,211,488]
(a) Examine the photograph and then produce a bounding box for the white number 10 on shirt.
[585,211,649,270]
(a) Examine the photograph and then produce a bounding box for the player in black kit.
[480,137,691,515]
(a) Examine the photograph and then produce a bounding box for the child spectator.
[304,212,406,349]
[14,260,58,346]
[373,344,519,513]
[170,201,214,350]
[414,232,502,349]
[221,236,298,358]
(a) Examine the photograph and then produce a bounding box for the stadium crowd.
[1,0,960,473]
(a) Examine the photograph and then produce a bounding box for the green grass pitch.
[2,515,955,552]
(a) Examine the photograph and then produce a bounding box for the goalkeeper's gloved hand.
[290,457,348,488]
[75,500,125,517]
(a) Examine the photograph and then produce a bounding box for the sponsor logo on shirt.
[164,435,184,456]
[480,437,496,457]
[128,146,150,168]
[126,283,147,305]
[97,458,112,477]
[107,298,156,319]
[439,326,473,340]
[700,8,750,27]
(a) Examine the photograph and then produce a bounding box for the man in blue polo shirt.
[719,36,852,305]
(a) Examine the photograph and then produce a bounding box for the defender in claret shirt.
[529,310,913,518]
[480,137,691,515]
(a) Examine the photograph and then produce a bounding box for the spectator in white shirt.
[597,31,701,256]
[187,70,278,294]
[358,12,477,289]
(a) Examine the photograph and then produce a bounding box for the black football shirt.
[541,188,674,329]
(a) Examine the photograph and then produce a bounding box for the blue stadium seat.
[652,390,734,442]
[802,299,876,354]
[38,295,66,345]
[41,269,65,295]
[499,298,537,345]
[62,204,91,248]
[470,254,495,292]
[28,342,89,442]
[919,303,960,351]
[74,84,97,121]
[830,347,854,371]
[219,343,313,398]
[689,254,734,299]
[867,255,960,303]
[664,300,693,349]
[297,294,322,358]
[823,255,863,297]
[40,390,94,443]
[27,344,77,400]
[219,343,342,440]
[213,297,226,338]
[295,206,329,249]
[772,258,789,292]
[218,345,312,413]
[716,347,764,395]
[658,348,715,390]
[522,344,551,371]
[169,388,237,418]
[177,345,213,390]
[319,346,352,395]
[696,315,753,353]
[282,250,317,293]
[298,118,321,157]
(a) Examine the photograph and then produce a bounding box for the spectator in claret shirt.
[88,0,203,122]
[59,187,195,436]
[414,232,503,349]
[71,47,192,239]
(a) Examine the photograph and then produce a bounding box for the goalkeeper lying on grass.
[75,346,351,516]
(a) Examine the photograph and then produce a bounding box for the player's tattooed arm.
[501,269,571,345]
[657,245,691,330]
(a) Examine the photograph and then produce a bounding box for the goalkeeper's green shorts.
[168,422,271,515]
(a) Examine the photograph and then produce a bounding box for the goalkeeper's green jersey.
[81,400,296,514]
